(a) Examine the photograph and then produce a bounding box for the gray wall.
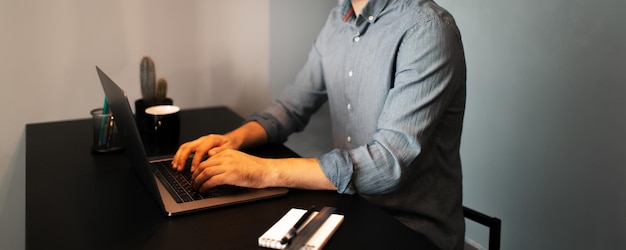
[438,0,626,249]
[269,0,336,157]
[272,1,626,249]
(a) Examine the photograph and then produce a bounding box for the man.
[172,0,466,249]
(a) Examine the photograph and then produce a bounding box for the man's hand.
[171,121,335,192]
[171,134,240,172]
[191,149,274,192]
[171,121,267,172]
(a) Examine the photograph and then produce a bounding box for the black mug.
[144,105,180,154]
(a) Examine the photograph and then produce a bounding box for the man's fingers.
[190,151,207,172]
[192,164,226,191]
[172,145,191,171]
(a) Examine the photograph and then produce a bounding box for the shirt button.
[368,16,374,21]
[347,136,352,143]
[354,36,360,42]
[348,71,353,77]
[347,103,351,110]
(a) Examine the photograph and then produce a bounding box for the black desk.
[26,106,436,249]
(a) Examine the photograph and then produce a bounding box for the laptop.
[95,66,288,216]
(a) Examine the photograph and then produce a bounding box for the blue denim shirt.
[249,0,466,248]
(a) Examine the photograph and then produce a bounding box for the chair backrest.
[463,206,501,250]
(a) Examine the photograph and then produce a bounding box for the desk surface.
[26,106,436,249]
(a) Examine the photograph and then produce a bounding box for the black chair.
[463,206,501,250]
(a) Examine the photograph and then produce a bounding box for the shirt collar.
[340,0,389,23]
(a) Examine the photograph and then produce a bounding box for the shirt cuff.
[316,148,356,194]
[245,112,286,144]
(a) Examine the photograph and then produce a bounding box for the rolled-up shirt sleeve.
[247,39,328,144]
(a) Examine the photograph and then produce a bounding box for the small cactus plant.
[140,56,168,104]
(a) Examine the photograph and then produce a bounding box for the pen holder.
[90,108,123,153]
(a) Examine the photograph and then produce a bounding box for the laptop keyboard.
[150,160,249,203]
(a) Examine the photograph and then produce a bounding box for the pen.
[98,98,109,145]
[280,206,315,245]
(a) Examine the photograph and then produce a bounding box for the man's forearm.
[224,122,336,191]
[225,121,268,150]
[267,157,337,191]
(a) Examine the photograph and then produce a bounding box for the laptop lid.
[95,66,288,216]
[96,66,164,206]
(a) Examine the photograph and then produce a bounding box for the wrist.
[223,132,244,150]
[226,121,268,149]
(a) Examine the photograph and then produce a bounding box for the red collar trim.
[343,8,354,22]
